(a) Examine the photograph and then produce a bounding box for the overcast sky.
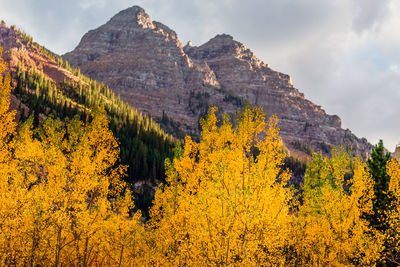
[0,0,399,150]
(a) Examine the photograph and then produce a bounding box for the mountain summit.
[63,5,370,156]
[109,5,154,28]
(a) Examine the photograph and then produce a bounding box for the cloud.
[77,0,106,10]
[351,0,390,34]
[0,0,399,150]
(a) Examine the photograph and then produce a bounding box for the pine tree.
[367,140,392,231]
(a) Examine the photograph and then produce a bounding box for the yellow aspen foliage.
[0,47,147,265]
[0,46,20,264]
[0,46,15,141]
[0,111,148,265]
[149,106,296,266]
[0,46,16,180]
[297,148,382,265]
[387,159,400,198]
[384,159,400,264]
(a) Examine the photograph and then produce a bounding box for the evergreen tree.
[367,140,392,231]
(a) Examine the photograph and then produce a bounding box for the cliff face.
[63,6,371,157]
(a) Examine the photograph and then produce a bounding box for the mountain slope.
[63,5,371,157]
[0,21,174,186]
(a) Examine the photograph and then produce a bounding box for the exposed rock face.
[63,6,371,157]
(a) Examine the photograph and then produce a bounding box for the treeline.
[13,55,174,185]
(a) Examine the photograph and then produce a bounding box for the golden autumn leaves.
[148,108,389,265]
[297,151,382,265]
[150,108,294,265]
[1,47,400,265]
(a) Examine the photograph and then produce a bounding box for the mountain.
[63,6,371,157]
[63,6,219,137]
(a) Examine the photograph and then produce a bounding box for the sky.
[0,0,399,151]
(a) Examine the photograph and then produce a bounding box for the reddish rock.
[0,23,81,85]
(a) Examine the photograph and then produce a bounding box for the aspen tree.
[297,149,382,265]
[0,44,145,264]
[0,46,23,265]
[384,159,400,264]
[150,106,296,265]
[0,110,146,265]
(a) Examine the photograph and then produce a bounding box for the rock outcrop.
[64,6,371,157]
[0,22,81,85]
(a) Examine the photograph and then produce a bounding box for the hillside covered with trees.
[0,23,176,186]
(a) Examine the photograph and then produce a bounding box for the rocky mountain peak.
[211,33,235,42]
[108,5,154,29]
[63,5,372,158]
